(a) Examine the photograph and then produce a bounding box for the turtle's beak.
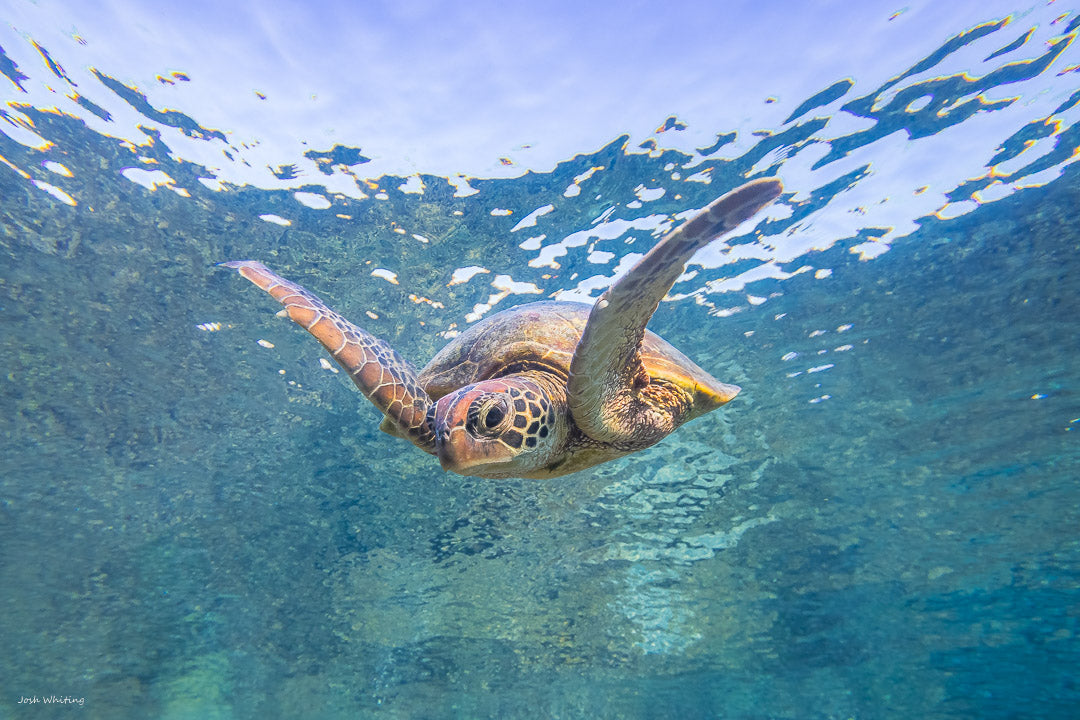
[435,431,456,472]
[432,389,517,477]
[435,430,486,475]
[432,392,483,475]
[433,419,451,471]
[434,424,457,472]
[437,445,464,473]
[434,415,493,474]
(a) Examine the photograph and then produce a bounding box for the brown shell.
[418,301,737,421]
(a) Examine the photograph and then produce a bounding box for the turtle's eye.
[469,396,511,436]
[482,403,505,429]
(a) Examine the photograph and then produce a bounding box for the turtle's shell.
[418,301,737,422]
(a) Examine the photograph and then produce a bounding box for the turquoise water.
[2,3,1079,719]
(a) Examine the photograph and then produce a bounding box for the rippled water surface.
[2,2,1079,718]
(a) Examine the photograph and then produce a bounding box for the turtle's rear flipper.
[567,178,782,444]
[221,260,437,454]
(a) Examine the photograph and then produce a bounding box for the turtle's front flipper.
[221,261,437,454]
[567,178,782,444]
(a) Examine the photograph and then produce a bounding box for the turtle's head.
[432,376,563,478]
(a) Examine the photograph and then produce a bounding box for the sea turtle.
[222,177,782,479]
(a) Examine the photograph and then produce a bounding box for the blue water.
[1,3,1079,719]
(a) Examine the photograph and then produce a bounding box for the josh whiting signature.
[18,695,86,706]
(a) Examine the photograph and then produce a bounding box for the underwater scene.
[1,1,1079,718]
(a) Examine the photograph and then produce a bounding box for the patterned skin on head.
[431,374,567,478]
